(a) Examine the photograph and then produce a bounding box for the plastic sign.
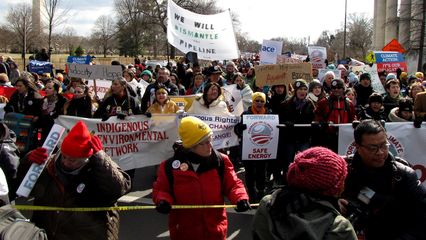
[16,124,66,197]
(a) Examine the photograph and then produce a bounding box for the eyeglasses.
[359,142,390,154]
[255,100,265,103]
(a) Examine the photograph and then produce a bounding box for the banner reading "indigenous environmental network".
[56,114,240,170]
[167,0,238,60]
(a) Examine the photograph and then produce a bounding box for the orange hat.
[61,121,93,158]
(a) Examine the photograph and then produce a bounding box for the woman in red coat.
[152,116,250,240]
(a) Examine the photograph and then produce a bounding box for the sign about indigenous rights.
[338,122,426,185]
[56,115,179,170]
[67,63,122,80]
[242,115,279,160]
[167,0,238,60]
[255,63,312,87]
[183,114,240,149]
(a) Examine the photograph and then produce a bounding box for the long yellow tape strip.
[13,204,260,212]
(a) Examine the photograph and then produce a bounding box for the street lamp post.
[343,0,348,60]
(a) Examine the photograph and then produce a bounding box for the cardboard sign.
[67,63,122,80]
[16,124,66,197]
[255,63,312,87]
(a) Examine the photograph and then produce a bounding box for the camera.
[345,187,376,230]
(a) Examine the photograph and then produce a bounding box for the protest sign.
[339,122,426,185]
[170,95,196,111]
[167,0,238,60]
[277,55,303,64]
[308,46,327,69]
[56,115,178,170]
[255,63,312,87]
[67,63,122,80]
[376,62,407,73]
[382,39,406,53]
[29,60,53,75]
[87,79,111,100]
[222,84,244,116]
[351,64,386,94]
[182,114,240,149]
[67,55,91,64]
[242,114,279,160]
[260,40,283,65]
[0,86,16,99]
[16,124,66,197]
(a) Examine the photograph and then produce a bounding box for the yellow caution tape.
[13,204,260,212]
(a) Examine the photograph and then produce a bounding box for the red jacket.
[314,95,356,124]
[152,153,248,240]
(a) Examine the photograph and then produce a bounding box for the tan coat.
[146,100,179,114]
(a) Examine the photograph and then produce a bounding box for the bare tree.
[0,26,14,52]
[42,0,70,59]
[347,13,373,59]
[7,3,33,67]
[92,15,116,58]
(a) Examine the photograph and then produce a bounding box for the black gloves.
[156,200,172,214]
[352,120,360,129]
[235,199,251,212]
[283,121,294,128]
[101,114,110,122]
[145,112,152,118]
[234,123,247,136]
[414,117,423,128]
[117,113,126,120]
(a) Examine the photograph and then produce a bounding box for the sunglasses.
[255,100,265,103]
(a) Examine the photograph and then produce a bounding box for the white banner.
[67,63,122,80]
[222,84,244,116]
[87,79,112,100]
[17,124,66,197]
[183,114,240,149]
[242,115,279,160]
[260,40,283,65]
[308,46,327,69]
[350,64,386,95]
[56,115,179,171]
[167,0,238,60]
[338,122,426,185]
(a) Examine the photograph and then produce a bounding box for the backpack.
[0,204,48,240]
[325,96,354,122]
[164,148,225,199]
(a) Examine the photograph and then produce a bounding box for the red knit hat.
[61,121,93,158]
[287,147,347,197]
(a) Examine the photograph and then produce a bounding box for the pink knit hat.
[287,147,348,197]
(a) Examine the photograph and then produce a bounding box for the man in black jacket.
[140,67,179,113]
[340,120,426,240]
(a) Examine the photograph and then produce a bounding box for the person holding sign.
[17,121,131,240]
[234,92,271,202]
[153,116,250,240]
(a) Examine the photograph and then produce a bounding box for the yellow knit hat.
[252,92,266,102]
[178,116,212,148]
[415,72,424,79]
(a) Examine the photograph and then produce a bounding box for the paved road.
[118,166,255,240]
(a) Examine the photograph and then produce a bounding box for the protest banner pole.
[93,79,98,98]
[16,124,66,197]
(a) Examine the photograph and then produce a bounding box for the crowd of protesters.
[0,52,425,240]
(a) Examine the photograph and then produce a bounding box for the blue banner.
[374,52,405,63]
[28,60,53,75]
[67,55,91,64]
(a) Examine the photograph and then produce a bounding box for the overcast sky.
[0,0,374,43]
